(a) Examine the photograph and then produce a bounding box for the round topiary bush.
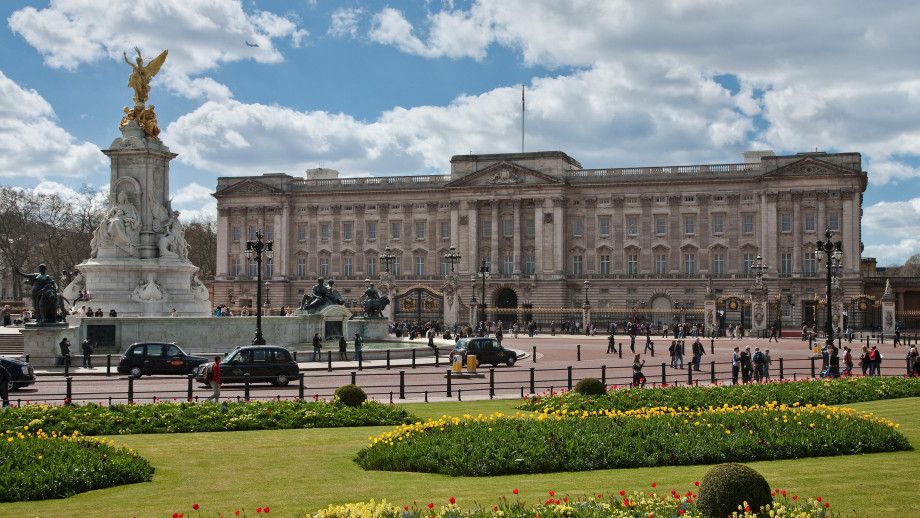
[574,377,606,396]
[697,463,772,517]
[334,384,367,407]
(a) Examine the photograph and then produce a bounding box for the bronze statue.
[124,47,168,106]
[360,281,390,319]
[15,264,66,324]
[300,277,345,312]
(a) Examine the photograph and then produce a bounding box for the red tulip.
[512,488,519,495]
[427,502,434,509]
[448,497,455,505]
[619,490,626,496]
[257,507,262,514]
[264,508,269,514]
[549,490,555,497]
[816,496,822,502]
[825,502,830,508]
[192,503,199,511]
[235,511,240,517]
[694,481,700,487]
[173,514,179,518]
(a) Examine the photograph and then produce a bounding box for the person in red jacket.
[206,356,221,403]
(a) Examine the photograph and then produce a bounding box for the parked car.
[449,338,517,367]
[194,345,298,386]
[117,342,209,378]
[1,356,36,390]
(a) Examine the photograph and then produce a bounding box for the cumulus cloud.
[0,70,105,179]
[328,8,363,38]
[861,198,920,265]
[8,0,307,100]
[165,60,752,176]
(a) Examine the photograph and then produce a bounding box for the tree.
[891,253,920,277]
[183,216,217,280]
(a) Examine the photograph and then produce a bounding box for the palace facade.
[213,150,878,329]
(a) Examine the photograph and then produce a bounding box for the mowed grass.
[1,397,917,518]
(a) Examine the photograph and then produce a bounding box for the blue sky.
[1,1,919,265]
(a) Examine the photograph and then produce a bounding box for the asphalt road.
[9,334,899,405]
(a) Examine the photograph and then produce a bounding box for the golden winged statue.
[123,47,168,106]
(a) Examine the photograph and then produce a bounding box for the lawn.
[1,397,917,517]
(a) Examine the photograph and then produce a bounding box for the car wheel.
[129,366,143,378]
[273,374,290,387]
[7,379,14,392]
[506,356,516,367]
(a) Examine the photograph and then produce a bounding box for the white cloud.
[171,181,213,206]
[8,0,307,101]
[328,8,363,38]
[0,70,105,179]
[864,240,920,267]
[369,8,433,57]
[861,198,920,265]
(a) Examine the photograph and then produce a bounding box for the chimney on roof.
[742,150,775,164]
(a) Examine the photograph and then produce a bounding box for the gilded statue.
[124,47,168,106]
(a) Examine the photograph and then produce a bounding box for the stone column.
[534,199,544,274]
[512,201,521,275]
[450,200,460,266]
[842,191,857,273]
[792,194,801,276]
[553,199,564,274]
[882,280,896,335]
[491,202,499,270]
[817,192,827,235]
[704,294,718,337]
[216,208,230,279]
[750,285,768,334]
[442,278,459,326]
[274,205,286,278]
[764,192,778,274]
[467,201,478,271]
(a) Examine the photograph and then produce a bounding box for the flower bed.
[0,400,414,436]
[0,427,153,502]
[305,487,834,517]
[520,376,920,414]
[355,404,909,476]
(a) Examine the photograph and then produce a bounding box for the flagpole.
[521,84,525,153]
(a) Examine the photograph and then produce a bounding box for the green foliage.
[697,463,772,518]
[0,433,153,502]
[355,405,910,476]
[573,377,606,396]
[334,384,368,407]
[0,400,413,436]
[521,377,920,414]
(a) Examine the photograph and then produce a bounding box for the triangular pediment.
[444,161,564,188]
[215,179,282,196]
[761,157,857,178]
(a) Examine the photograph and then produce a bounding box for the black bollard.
[128,377,134,404]
[601,364,606,385]
[577,344,581,361]
[298,373,305,400]
[779,357,784,379]
[65,376,72,404]
[489,368,495,399]
[350,371,357,385]
[567,366,573,390]
[661,363,666,385]
[618,344,623,359]
[688,364,693,384]
[710,361,716,384]
[399,370,405,399]
[327,351,332,372]
[710,338,715,355]
[386,349,391,369]
[810,357,816,378]
[187,374,193,402]
[533,345,537,363]
[106,354,112,376]
[529,367,535,394]
[446,369,452,397]
[244,373,251,402]
[412,349,416,369]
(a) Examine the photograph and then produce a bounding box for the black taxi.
[449,337,517,367]
[117,342,209,378]
[195,345,299,386]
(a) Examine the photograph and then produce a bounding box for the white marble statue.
[62,271,85,302]
[91,192,139,257]
[158,211,190,261]
[131,272,165,303]
[191,275,209,301]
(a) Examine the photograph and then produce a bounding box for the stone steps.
[0,330,24,356]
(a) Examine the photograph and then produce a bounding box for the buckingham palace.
[212,149,877,331]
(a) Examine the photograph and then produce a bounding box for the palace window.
[572,217,584,237]
[441,257,451,276]
[781,251,793,274]
[297,223,306,241]
[319,257,329,277]
[231,257,240,277]
[343,256,353,277]
[232,226,241,242]
[525,255,535,275]
[599,254,611,275]
[683,253,696,274]
[742,214,755,234]
[248,259,258,278]
[655,216,667,236]
[266,225,274,241]
[655,254,667,274]
[392,258,401,276]
[439,221,450,240]
[503,255,513,275]
[366,221,377,240]
[248,226,257,241]
[683,215,695,235]
[743,253,755,274]
[829,212,840,232]
[804,212,815,232]
[572,255,583,276]
[481,219,492,238]
[415,256,425,276]
[525,218,535,237]
[626,216,638,236]
[366,257,377,276]
[598,216,610,237]
[712,213,725,234]
[503,217,514,237]
[390,221,401,240]
[780,213,792,233]
[626,254,639,275]
[265,259,273,277]
[320,222,330,241]
[297,257,306,278]
[804,254,816,274]
[712,253,725,274]
[415,221,426,240]
[343,222,354,241]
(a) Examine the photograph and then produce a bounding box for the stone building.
[213,150,874,330]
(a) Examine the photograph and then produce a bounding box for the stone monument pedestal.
[346,317,389,341]
[22,323,77,367]
[297,304,353,340]
[79,257,210,316]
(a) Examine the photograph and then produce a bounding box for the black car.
[117,342,209,377]
[195,346,299,386]
[449,338,517,367]
[1,356,36,390]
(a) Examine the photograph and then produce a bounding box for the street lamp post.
[443,246,461,274]
[380,246,397,275]
[582,280,590,306]
[477,258,490,323]
[264,281,272,312]
[245,230,273,345]
[816,228,843,350]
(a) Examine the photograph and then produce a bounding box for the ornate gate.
[718,297,749,332]
[393,285,443,323]
[848,296,880,332]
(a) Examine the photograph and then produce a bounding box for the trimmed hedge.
[520,376,920,414]
[697,463,772,518]
[356,404,909,476]
[0,400,414,436]
[0,429,153,502]
[334,384,368,407]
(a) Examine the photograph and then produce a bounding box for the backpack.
[753,351,764,364]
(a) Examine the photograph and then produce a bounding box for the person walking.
[842,346,853,377]
[632,354,646,388]
[675,340,685,369]
[205,356,221,403]
[740,347,753,383]
[692,337,704,371]
[59,338,72,370]
[763,349,772,380]
[338,335,348,361]
[311,333,322,362]
[606,333,616,354]
[669,341,677,368]
[769,323,778,342]
[752,347,765,382]
[828,344,840,378]
[354,333,363,363]
[859,345,870,376]
[868,345,882,376]
[905,344,918,377]
[0,364,10,409]
[645,330,654,355]
[80,338,93,368]
[731,347,740,385]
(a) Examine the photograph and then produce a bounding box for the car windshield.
[224,349,248,364]
[453,339,471,350]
